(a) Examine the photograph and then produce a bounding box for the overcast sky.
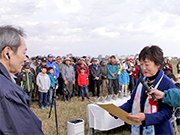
[1,0,180,57]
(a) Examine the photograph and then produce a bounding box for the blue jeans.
[80,85,89,100]
[49,87,55,106]
[38,92,48,108]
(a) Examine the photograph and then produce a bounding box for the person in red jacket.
[132,60,139,86]
[78,67,91,102]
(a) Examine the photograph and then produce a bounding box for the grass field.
[30,60,180,135]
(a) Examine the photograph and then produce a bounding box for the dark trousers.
[108,79,119,95]
[75,79,80,96]
[129,75,134,93]
[92,80,101,97]
[32,84,38,101]
[26,91,32,108]
[57,77,63,95]
[63,81,73,99]
[38,92,48,108]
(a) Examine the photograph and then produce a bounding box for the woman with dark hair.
[163,58,172,75]
[118,45,175,135]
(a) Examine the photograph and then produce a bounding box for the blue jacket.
[119,71,129,84]
[46,61,59,78]
[106,62,119,79]
[119,70,175,135]
[0,63,44,135]
[162,88,180,107]
[48,73,59,88]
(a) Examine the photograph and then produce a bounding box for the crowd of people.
[1,26,180,135]
[13,51,180,110]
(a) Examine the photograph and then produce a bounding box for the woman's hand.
[126,113,145,123]
[147,88,164,99]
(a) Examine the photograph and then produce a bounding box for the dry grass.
[30,60,180,135]
[31,91,132,135]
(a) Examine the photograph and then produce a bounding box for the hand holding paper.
[97,103,142,125]
[126,113,145,123]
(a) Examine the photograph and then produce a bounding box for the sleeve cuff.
[162,90,168,104]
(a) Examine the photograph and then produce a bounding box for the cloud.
[1,0,180,57]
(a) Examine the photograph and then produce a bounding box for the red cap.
[56,56,61,59]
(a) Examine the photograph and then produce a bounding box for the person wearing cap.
[74,57,81,96]
[132,60,139,86]
[30,57,39,75]
[76,58,90,96]
[0,25,44,134]
[106,55,119,95]
[119,66,129,96]
[74,57,81,69]
[61,57,75,101]
[70,61,75,66]
[78,66,91,102]
[47,67,59,107]
[76,58,89,76]
[122,57,135,93]
[56,56,64,97]
[36,57,47,75]
[101,60,108,92]
[89,58,102,97]
[17,64,35,107]
[56,56,63,72]
[85,57,90,66]
[46,54,59,79]
[36,66,50,110]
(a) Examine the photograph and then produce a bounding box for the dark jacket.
[36,64,44,75]
[89,64,102,80]
[17,71,35,93]
[163,63,172,75]
[101,65,107,79]
[0,63,44,135]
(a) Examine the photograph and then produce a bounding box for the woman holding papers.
[119,45,175,135]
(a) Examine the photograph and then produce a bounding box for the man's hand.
[147,88,164,99]
[64,81,68,85]
[112,74,115,78]
[72,81,75,84]
[126,113,145,123]
[104,76,107,79]
[55,86,58,89]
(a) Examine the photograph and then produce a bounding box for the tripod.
[48,88,58,135]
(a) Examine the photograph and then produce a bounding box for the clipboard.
[97,103,142,125]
